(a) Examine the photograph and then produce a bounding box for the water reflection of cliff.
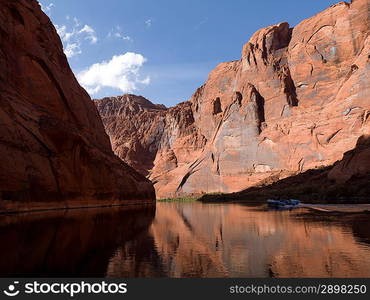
[1,203,369,278]
[0,205,155,277]
[107,203,370,278]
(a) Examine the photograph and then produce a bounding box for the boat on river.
[267,199,300,209]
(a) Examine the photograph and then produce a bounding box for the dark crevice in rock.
[309,63,314,76]
[176,171,192,192]
[262,35,268,62]
[351,64,359,72]
[306,24,334,44]
[176,159,203,191]
[234,92,243,106]
[281,67,299,107]
[314,45,327,64]
[326,129,342,144]
[8,5,25,26]
[248,85,266,134]
[216,158,220,176]
[251,45,258,66]
[254,91,265,125]
[255,93,266,133]
[262,23,293,64]
[212,97,222,115]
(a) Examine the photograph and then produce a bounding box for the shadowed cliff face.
[95,0,370,199]
[0,206,155,277]
[0,0,155,211]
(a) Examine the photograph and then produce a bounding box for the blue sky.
[39,0,338,106]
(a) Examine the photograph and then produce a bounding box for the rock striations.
[0,0,155,212]
[96,0,370,199]
[95,95,207,198]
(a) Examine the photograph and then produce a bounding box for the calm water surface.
[1,202,370,277]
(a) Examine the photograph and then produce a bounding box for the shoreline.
[0,200,155,216]
[157,197,370,215]
[301,204,370,214]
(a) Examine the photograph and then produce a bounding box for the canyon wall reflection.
[0,205,155,277]
[107,203,370,278]
[1,202,370,277]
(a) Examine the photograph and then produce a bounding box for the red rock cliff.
[0,0,155,212]
[96,0,370,199]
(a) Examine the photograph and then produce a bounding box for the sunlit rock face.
[95,95,207,198]
[0,0,155,211]
[96,0,370,198]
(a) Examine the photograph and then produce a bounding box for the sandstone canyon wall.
[96,0,370,199]
[0,0,155,212]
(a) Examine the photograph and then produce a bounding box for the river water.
[1,202,370,277]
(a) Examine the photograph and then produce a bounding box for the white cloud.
[139,77,151,85]
[39,2,54,15]
[55,18,98,58]
[114,32,131,41]
[145,19,152,28]
[64,43,82,58]
[77,53,150,95]
[79,25,98,44]
[55,24,67,39]
[107,26,132,41]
